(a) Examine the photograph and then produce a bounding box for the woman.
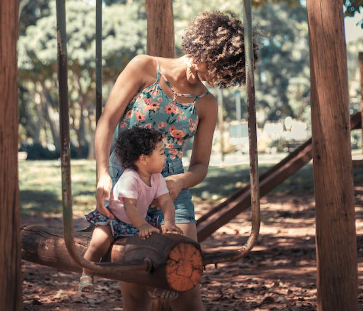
[93,11,258,311]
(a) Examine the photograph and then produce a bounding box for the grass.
[19,158,362,218]
[19,159,96,217]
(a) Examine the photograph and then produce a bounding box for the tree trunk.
[306,1,358,311]
[145,0,175,58]
[0,1,22,310]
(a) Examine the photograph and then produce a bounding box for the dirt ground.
[22,189,363,311]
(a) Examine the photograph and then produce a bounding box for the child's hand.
[162,222,184,235]
[138,224,160,240]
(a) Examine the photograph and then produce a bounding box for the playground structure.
[0,1,361,311]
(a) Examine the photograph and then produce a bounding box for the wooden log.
[307,1,358,310]
[0,1,22,310]
[21,225,203,292]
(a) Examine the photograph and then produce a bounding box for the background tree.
[17,0,363,158]
[18,0,147,159]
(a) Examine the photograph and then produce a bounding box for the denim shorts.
[109,151,196,226]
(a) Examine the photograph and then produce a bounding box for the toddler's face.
[147,141,166,173]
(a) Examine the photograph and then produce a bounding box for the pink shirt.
[109,169,169,224]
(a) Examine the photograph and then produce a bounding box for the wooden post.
[0,1,22,310]
[145,2,175,309]
[145,0,175,58]
[306,1,358,311]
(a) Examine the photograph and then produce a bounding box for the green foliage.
[344,0,363,18]
[254,1,310,122]
[17,0,362,151]
[17,0,147,151]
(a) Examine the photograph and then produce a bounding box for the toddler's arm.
[123,198,160,239]
[156,194,183,235]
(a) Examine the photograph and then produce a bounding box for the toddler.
[79,127,183,293]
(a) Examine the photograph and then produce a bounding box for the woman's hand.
[95,174,115,219]
[164,175,184,200]
[162,221,184,235]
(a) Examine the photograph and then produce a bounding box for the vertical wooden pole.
[0,1,22,311]
[145,0,175,58]
[145,2,174,310]
[306,1,358,311]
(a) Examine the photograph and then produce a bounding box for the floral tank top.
[118,60,209,160]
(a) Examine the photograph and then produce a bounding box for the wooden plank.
[307,1,358,310]
[0,1,22,310]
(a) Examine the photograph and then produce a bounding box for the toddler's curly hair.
[114,127,163,171]
[182,11,259,88]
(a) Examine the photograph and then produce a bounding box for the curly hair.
[182,11,259,88]
[114,127,163,171]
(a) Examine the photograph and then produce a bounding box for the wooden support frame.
[307,1,358,310]
[0,1,22,310]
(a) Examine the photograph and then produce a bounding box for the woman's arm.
[165,95,218,199]
[156,194,183,234]
[95,55,156,217]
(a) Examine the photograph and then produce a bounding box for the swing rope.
[56,0,152,275]
[202,0,260,264]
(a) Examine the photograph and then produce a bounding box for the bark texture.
[307,1,358,310]
[0,1,22,310]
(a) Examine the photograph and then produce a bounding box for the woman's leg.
[120,281,152,311]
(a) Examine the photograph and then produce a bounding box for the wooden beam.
[307,1,358,310]
[0,1,22,310]
[21,226,203,292]
[352,159,363,167]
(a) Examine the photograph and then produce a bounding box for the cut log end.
[166,242,203,292]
